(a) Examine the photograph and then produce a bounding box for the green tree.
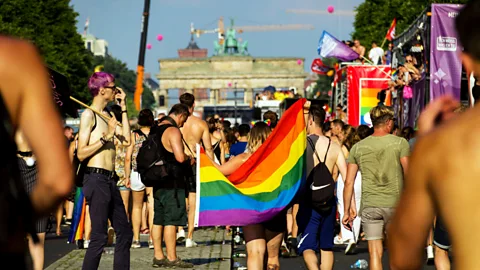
[91,55,156,114]
[352,0,469,51]
[0,0,92,101]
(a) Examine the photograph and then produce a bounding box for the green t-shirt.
[347,134,410,210]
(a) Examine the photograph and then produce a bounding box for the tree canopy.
[0,0,93,101]
[0,0,157,116]
[352,0,468,50]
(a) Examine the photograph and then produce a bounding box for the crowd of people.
[4,2,480,270]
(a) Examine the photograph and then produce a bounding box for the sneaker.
[185,238,198,248]
[288,237,298,257]
[131,240,141,249]
[152,257,167,268]
[107,227,115,246]
[84,239,90,249]
[427,245,434,260]
[345,240,356,255]
[149,240,154,249]
[334,235,346,245]
[166,258,194,268]
[280,243,289,258]
[177,230,186,242]
[65,219,72,225]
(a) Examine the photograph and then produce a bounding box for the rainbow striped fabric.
[195,99,307,226]
[68,187,86,244]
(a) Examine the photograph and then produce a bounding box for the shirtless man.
[353,40,366,60]
[0,37,72,267]
[388,3,480,269]
[77,72,132,270]
[179,93,214,247]
[297,105,348,270]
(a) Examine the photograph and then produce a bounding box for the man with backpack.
[297,105,347,270]
[144,104,194,268]
[342,105,409,270]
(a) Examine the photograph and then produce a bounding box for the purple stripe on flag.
[198,207,286,227]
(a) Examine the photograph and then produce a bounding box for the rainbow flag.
[195,99,307,226]
[68,187,86,244]
[360,79,390,125]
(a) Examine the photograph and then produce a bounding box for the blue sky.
[71,0,364,80]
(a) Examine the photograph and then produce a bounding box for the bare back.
[313,136,345,177]
[424,108,480,269]
[181,115,212,157]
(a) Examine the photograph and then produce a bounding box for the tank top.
[155,124,185,189]
[0,93,37,253]
[131,129,148,171]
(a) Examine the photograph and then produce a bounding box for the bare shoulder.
[80,109,94,123]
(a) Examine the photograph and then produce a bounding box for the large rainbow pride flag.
[195,99,307,226]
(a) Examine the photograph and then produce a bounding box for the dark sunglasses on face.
[104,86,119,93]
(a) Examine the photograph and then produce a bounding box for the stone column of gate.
[209,89,217,106]
[244,88,254,107]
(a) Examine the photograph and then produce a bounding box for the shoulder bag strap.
[307,136,323,164]
[323,138,331,162]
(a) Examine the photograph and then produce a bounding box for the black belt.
[17,151,33,157]
[85,167,115,178]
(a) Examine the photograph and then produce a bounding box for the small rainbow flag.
[195,99,307,226]
[68,187,86,244]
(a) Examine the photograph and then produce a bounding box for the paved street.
[46,227,231,270]
[233,239,437,269]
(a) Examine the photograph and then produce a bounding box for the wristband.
[122,110,127,113]
[100,136,107,145]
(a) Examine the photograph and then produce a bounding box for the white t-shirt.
[369,47,384,65]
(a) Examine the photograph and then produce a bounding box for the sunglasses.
[104,85,119,93]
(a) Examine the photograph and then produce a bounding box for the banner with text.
[430,4,464,100]
[347,66,391,126]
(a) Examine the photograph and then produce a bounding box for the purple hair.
[88,72,115,97]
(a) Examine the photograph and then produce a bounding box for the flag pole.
[361,56,394,80]
[380,37,387,48]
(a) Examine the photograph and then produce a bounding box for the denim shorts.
[118,185,131,191]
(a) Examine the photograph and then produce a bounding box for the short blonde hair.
[370,106,394,127]
[246,122,272,154]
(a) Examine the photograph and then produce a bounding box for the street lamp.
[234,82,238,125]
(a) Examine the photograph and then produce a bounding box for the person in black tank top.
[151,105,194,268]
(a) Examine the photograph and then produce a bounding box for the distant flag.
[317,31,359,62]
[83,17,90,36]
[386,18,396,41]
[310,58,331,75]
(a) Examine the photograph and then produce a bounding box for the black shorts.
[153,188,187,226]
[434,216,451,250]
[263,209,288,233]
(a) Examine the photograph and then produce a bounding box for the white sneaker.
[185,238,198,248]
[131,240,141,249]
[345,240,356,255]
[177,230,186,242]
[333,235,345,245]
[427,245,434,260]
[84,240,90,249]
[149,240,154,249]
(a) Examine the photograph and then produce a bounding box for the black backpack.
[136,127,170,187]
[307,137,335,213]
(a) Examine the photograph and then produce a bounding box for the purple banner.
[430,4,464,100]
[408,75,426,127]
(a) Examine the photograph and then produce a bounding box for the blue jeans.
[82,172,133,270]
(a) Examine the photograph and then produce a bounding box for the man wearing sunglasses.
[77,72,132,270]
